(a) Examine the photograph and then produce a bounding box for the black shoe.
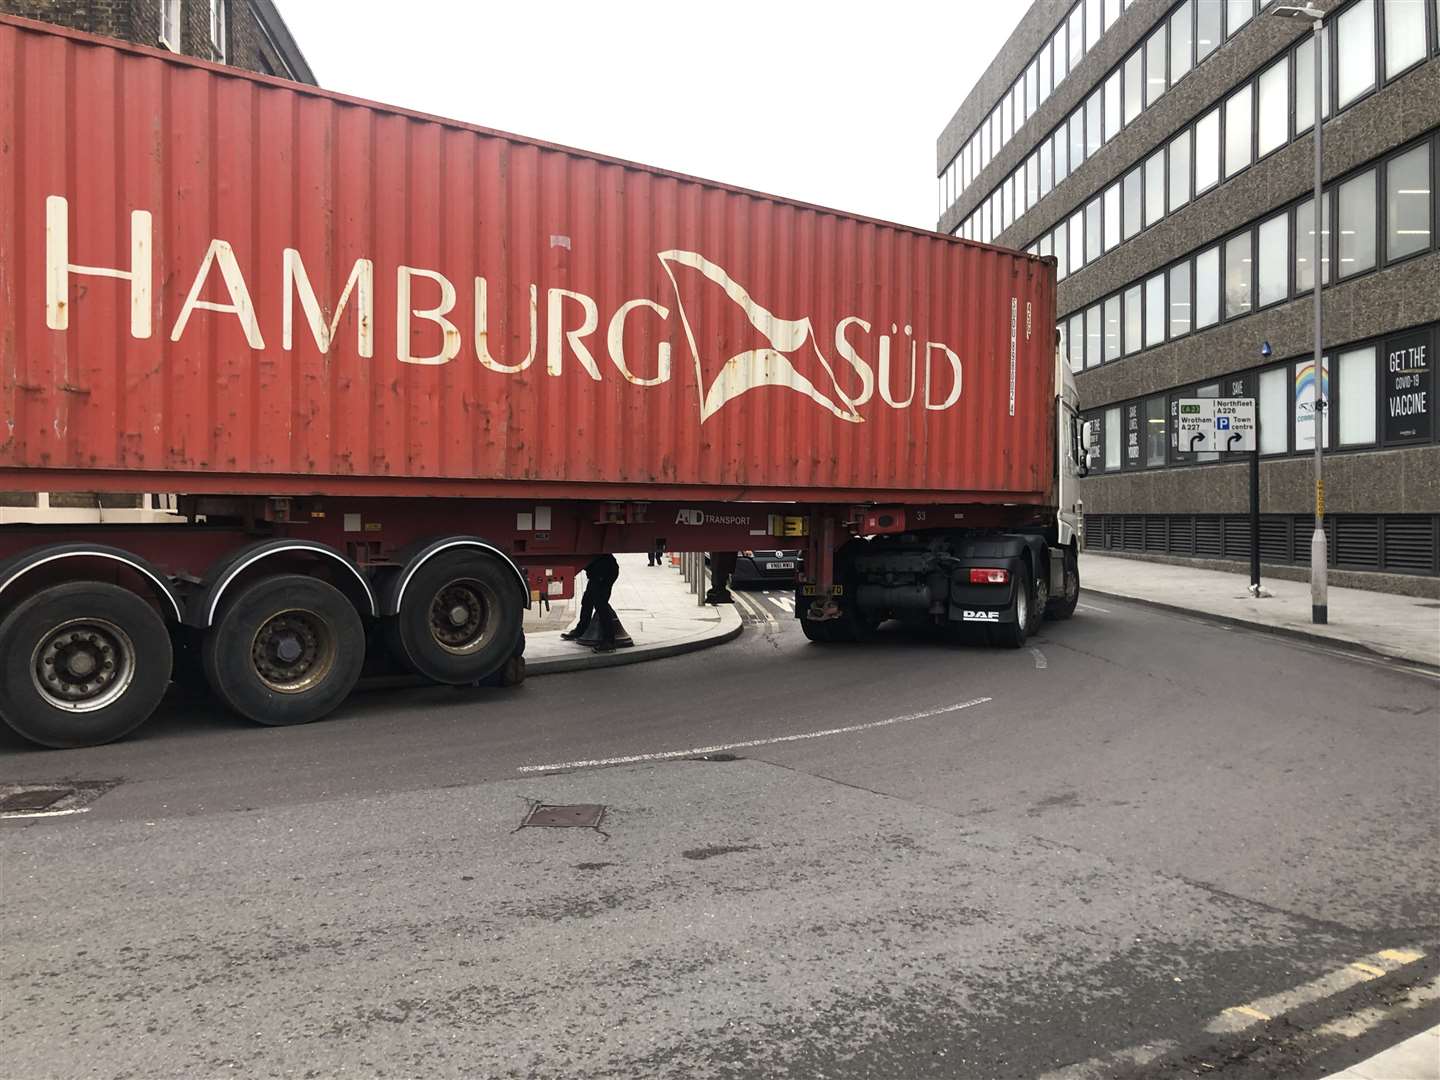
[560,630,583,640]
[593,643,617,653]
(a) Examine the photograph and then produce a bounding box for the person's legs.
[561,583,596,640]
[590,578,617,651]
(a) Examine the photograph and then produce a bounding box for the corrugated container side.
[0,16,1057,504]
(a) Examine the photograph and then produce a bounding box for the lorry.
[0,15,1086,749]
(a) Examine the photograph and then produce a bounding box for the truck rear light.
[969,567,1009,584]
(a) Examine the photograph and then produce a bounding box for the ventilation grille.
[1195,517,1223,558]
[1144,517,1168,552]
[1168,516,1194,555]
[1383,518,1436,574]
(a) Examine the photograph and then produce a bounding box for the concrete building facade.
[937,0,1440,594]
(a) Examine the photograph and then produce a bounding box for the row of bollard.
[677,551,708,606]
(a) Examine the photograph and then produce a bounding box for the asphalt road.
[2,588,1437,1079]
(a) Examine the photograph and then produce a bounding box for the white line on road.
[731,591,776,629]
[767,595,792,611]
[1029,647,1048,669]
[0,806,91,820]
[1076,602,1111,614]
[516,697,993,773]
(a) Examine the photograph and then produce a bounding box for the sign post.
[1179,397,1260,592]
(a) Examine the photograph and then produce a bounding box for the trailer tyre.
[1046,547,1080,620]
[992,566,1031,649]
[203,574,364,726]
[387,556,523,685]
[0,581,173,749]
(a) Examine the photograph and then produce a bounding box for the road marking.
[1379,948,1424,964]
[731,591,776,629]
[517,697,993,773]
[0,806,91,820]
[767,594,791,611]
[1076,602,1111,614]
[1224,1004,1272,1022]
[1349,961,1386,978]
[1029,647,1048,669]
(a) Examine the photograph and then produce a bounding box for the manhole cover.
[522,804,606,828]
[0,788,69,813]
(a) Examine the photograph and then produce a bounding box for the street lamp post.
[1272,3,1328,624]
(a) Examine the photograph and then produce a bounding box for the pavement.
[1323,1026,1439,1079]
[1080,552,1440,670]
[521,553,741,674]
[2,568,1436,1078]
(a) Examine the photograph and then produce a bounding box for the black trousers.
[574,575,618,645]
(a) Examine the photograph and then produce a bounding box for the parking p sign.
[1214,398,1256,452]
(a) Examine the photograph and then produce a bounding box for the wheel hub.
[32,619,136,712]
[429,581,491,654]
[251,610,333,693]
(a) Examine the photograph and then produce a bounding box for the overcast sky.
[278,1,1027,231]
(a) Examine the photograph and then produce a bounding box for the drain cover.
[522,804,606,828]
[0,788,69,814]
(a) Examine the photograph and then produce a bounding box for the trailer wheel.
[203,574,364,726]
[0,581,173,748]
[387,556,522,685]
[1046,548,1079,620]
[992,566,1031,649]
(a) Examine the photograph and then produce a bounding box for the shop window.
[1146,26,1167,106]
[1168,261,1191,338]
[1384,0,1427,76]
[1259,366,1288,454]
[1338,346,1378,446]
[1086,304,1104,368]
[1122,167,1142,240]
[1169,130,1191,211]
[1195,246,1220,328]
[1337,0,1377,108]
[1386,143,1432,261]
[1171,1,1194,80]
[1195,107,1220,193]
[1295,193,1332,291]
[1257,213,1288,308]
[1224,85,1252,179]
[1224,231,1252,319]
[1124,284,1143,355]
[1257,58,1288,157]
[1337,169,1377,278]
[1104,295,1122,361]
[1145,396,1167,466]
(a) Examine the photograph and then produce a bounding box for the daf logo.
[962,609,999,622]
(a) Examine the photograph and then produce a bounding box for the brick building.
[936,0,1439,595]
[0,0,314,83]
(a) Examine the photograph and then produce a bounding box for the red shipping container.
[0,16,1057,506]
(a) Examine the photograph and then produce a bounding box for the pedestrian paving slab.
[1080,553,1440,669]
[1322,1025,1439,1079]
[523,553,741,674]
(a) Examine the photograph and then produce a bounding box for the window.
[1041,40,1054,100]
[1105,182,1121,250]
[1295,193,1331,291]
[1196,382,1220,461]
[1124,51,1142,126]
[1039,140,1054,198]
[1224,85,1252,178]
[1386,143,1432,261]
[1257,213,1288,307]
[1257,59,1287,158]
[159,0,181,50]
[1105,406,1122,470]
[1145,274,1165,348]
[1070,110,1086,171]
[1168,261,1191,338]
[1086,196,1102,263]
[1144,151,1164,228]
[1195,108,1220,193]
[1259,367,1287,454]
[1196,0,1221,63]
[1169,130,1191,211]
[1069,5,1085,69]
[1104,72,1121,143]
[1069,210,1085,274]
[1055,224,1070,279]
[1337,0,1377,107]
[1224,232,1252,319]
[1104,295,1121,360]
[1086,90,1103,157]
[1040,233,1052,258]
[1294,32,1331,133]
[1384,0,1427,76]
[1145,396,1167,465]
[1171,1,1194,81]
[1337,169,1377,277]
[1123,284,1143,354]
[1069,313,1086,371]
[1123,167,1143,240]
[1054,130,1070,185]
[209,0,226,61]
[1002,89,1014,144]
[1339,346,1378,445]
[1027,61,1039,119]
[1086,304,1104,368]
[1087,0,1103,49]
[1105,0,1121,29]
[1195,246,1220,328]
[1295,356,1330,451]
[1384,329,1432,442]
[1027,151,1040,209]
[1226,0,1252,36]
[1146,26,1167,106]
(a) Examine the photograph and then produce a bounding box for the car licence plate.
[767,561,795,571]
